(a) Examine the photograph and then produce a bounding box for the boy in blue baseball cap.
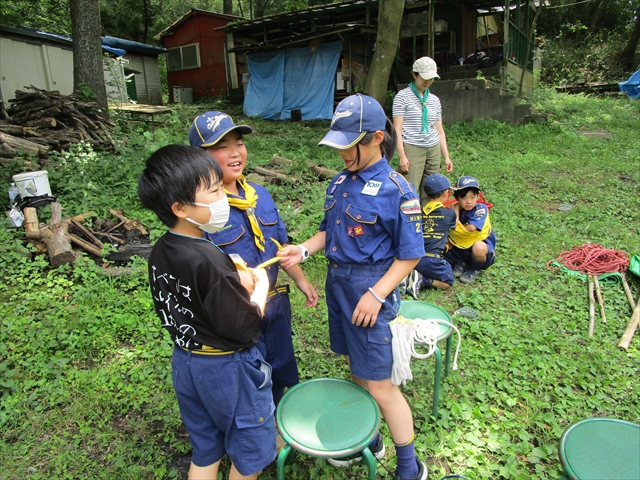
[445,175,496,283]
[406,173,457,298]
[189,111,319,416]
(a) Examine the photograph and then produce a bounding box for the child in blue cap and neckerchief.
[279,94,428,480]
[446,175,496,283]
[188,112,319,412]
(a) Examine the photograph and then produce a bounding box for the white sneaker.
[406,270,422,299]
[399,276,408,295]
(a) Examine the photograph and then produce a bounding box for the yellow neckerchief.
[225,176,265,251]
[448,208,492,249]
[422,201,444,216]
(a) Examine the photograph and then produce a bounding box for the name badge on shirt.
[361,180,382,196]
[330,174,347,194]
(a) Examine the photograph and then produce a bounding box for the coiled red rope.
[547,243,629,275]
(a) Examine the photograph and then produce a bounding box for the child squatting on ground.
[445,175,497,284]
[188,112,318,412]
[405,174,458,298]
[279,94,429,480]
[138,144,275,480]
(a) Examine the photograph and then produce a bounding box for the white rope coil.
[390,316,462,386]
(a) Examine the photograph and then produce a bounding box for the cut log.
[0,124,41,137]
[106,243,153,262]
[70,217,104,249]
[108,208,148,237]
[24,203,75,267]
[253,166,294,183]
[23,117,57,129]
[69,233,103,257]
[270,155,338,180]
[0,132,50,155]
[0,100,8,120]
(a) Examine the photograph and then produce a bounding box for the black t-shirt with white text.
[147,232,262,351]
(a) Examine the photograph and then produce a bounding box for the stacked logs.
[0,86,115,159]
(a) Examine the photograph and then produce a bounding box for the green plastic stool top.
[398,300,455,419]
[276,378,381,480]
[558,418,640,480]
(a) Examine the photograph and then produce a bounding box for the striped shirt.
[392,87,442,148]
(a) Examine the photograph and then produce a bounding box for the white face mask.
[186,197,230,234]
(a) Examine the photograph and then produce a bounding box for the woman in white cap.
[392,56,454,205]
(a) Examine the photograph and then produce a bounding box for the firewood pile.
[0,86,115,160]
[23,203,151,268]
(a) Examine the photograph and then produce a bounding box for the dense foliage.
[2,0,639,86]
[1,91,639,479]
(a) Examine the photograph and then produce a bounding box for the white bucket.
[12,170,52,197]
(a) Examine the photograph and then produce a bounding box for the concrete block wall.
[398,76,533,125]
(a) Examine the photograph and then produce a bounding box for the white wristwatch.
[298,244,309,262]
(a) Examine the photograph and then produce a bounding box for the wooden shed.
[156,9,243,102]
[0,26,167,106]
[221,0,540,123]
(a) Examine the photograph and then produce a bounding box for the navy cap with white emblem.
[319,94,388,150]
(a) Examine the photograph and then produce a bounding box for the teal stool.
[558,417,640,479]
[276,378,381,480]
[398,300,454,419]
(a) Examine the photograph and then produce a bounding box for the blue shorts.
[325,263,399,381]
[445,245,496,270]
[257,291,299,388]
[171,346,276,475]
[415,255,455,286]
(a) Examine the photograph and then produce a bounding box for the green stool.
[558,417,640,479]
[398,300,454,419]
[276,378,381,480]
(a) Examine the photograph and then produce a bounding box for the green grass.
[1,89,639,479]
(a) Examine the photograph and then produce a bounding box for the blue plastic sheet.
[244,41,341,120]
[619,68,640,99]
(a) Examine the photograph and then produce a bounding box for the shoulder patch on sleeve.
[400,199,421,215]
[388,171,414,195]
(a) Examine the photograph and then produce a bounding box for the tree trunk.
[70,0,109,117]
[142,0,149,44]
[586,0,610,36]
[224,0,233,15]
[620,6,640,70]
[365,0,405,107]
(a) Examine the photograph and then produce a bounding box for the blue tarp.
[244,41,341,120]
[619,67,640,99]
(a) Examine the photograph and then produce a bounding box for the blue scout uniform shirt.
[459,202,496,250]
[320,158,425,265]
[207,182,288,288]
[423,205,457,254]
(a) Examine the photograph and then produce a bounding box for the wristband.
[368,287,386,304]
[298,244,309,262]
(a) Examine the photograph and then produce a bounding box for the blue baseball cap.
[189,111,253,148]
[453,175,481,191]
[423,174,451,195]
[318,94,388,149]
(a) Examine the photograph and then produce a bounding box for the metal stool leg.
[276,443,293,480]
[360,447,377,480]
[432,346,442,419]
[444,334,453,378]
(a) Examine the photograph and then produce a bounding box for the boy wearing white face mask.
[189,112,319,409]
[138,144,275,480]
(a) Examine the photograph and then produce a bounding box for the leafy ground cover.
[1,89,639,479]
